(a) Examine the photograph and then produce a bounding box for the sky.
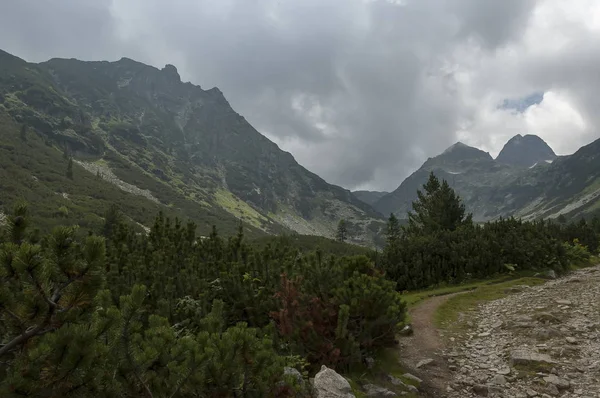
[1,0,599,191]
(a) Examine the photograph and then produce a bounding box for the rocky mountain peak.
[496,134,556,167]
[430,141,493,166]
[161,64,180,82]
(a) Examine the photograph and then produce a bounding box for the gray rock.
[364,384,397,397]
[526,388,538,397]
[565,336,577,344]
[416,358,435,368]
[497,366,511,375]
[398,325,413,336]
[534,312,562,324]
[402,373,422,384]
[555,299,572,305]
[544,383,560,396]
[543,374,570,390]
[546,270,557,279]
[472,384,489,396]
[284,367,304,384]
[491,320,503,329]
[313,365,355,398]
[386,375,406,387]
[491,374,507,385]
[406,385,419,394]
[365,357,375,369]
[510,350,555,368]
[533,327,562,341]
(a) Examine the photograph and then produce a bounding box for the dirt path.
[399,293,467,397]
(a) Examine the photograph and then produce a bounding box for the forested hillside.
[2,173,597,396]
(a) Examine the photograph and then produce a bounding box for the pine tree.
[102,203,122,237]
[336,219,348,242]
[386,213,402,245]
[406,172,471,235]
[66,156,74,179]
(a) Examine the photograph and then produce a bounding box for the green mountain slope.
[0,49,384,243]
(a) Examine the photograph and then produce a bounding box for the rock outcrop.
[313,365,355,398]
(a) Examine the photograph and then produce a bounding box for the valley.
[2,47,600,398]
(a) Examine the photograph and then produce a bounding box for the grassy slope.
[0,108,265,237]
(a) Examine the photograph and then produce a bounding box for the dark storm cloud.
[2,0,596,190]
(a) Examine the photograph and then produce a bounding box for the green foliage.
[336,219,348,243]
[66,157,74,180]
[384,175,595,292]
[406,172,472,236]
[1,203,400,396]
[271,255,405,372]
[563,238,591,265]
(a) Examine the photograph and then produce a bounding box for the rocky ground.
[442,266,600,397]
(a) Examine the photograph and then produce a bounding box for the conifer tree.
[336,219,348,242]
[66,157,74,179]
[406,172,471,235]
[102,203,122,237]
[386,213,402,245]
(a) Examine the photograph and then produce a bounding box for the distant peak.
[161,64,180,81]
[497,134,556,167]
[443,141,469,153]
[431,141,492,165]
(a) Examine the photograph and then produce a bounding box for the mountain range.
[0,49,384,244]
[1,48,600,247]
[372,133,600,222]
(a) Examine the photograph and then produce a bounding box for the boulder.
[534,312,562,324]
[313,365,355,398]
[544,383,560,396]
[491,374,507,385]
[402,373,422,384]
[363,384,397,397]
[398,325,413,336]
[284,367,304,385]
[416,358,435,368]
[472,384,489,396]
[532,327,562,341]
[510,350,555,369]
[386,375,406,387]
[543,374,570,390]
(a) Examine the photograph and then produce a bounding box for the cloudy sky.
[1,0,599,191]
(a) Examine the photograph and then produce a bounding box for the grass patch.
[399,271,546,323]
[434,276,547,332]
[344,349,419,398]
[214,188,269,230]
